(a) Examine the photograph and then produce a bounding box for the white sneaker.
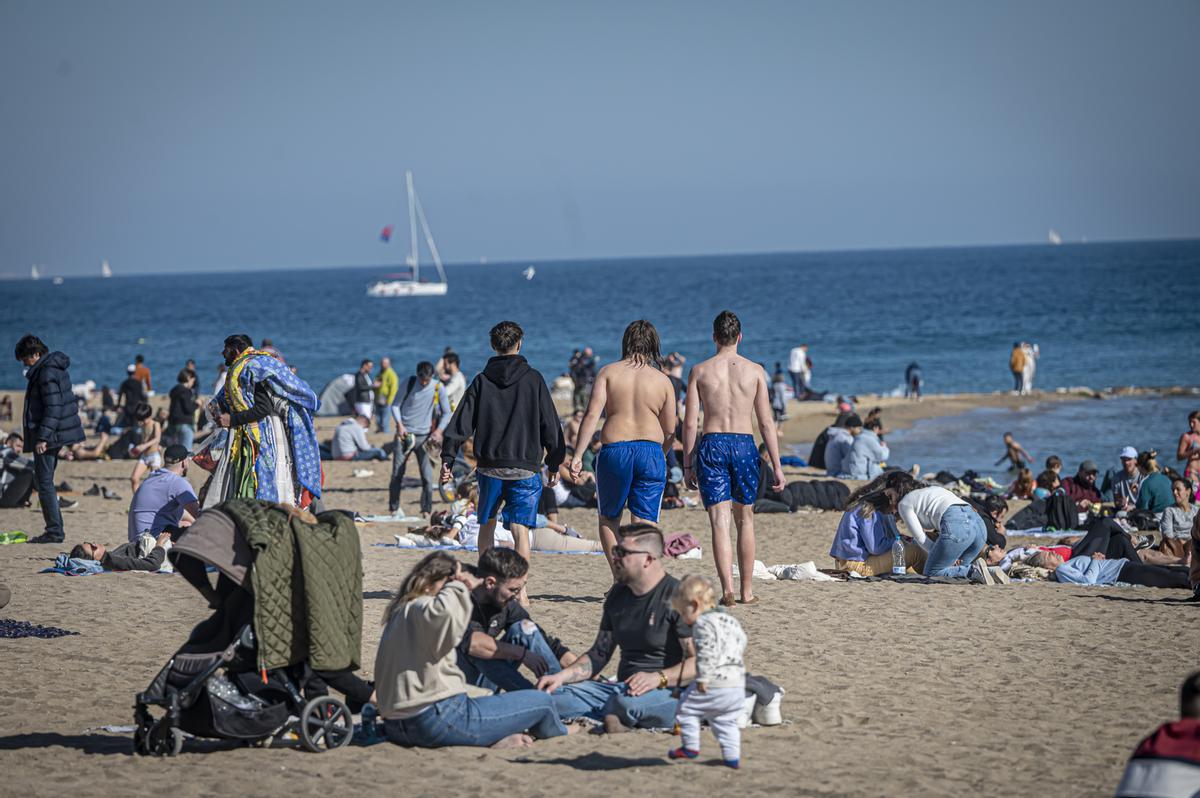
[969,558,995,585]
[737,694,756,729]
[989,565,1011,585]
[752,691,784,726]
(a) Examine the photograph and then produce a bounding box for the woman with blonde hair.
[374,552,568,748]
[1135,450,1173,515]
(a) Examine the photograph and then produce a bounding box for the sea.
[4,239,1199,478]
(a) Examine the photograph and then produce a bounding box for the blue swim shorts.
[477,472,543,529]
[695,433,760,508]
[595,440,666,522]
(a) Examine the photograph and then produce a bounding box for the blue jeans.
[552,679,679,729]
[351,447,388,461]
[33,447,63,539]
[383,691,567,747]
[923,504,986,578]
[460,621,562,693]
[165,424,195,452]
[375,404,392,434]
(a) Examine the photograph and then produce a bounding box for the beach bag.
[1044,493,1079,530]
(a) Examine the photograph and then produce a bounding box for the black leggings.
[1116,561,1191,589]
[1071,519,1140,561]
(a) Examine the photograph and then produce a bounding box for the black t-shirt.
[117,377,146,423]
[587,574,691,681]
[168,384,196,425]
[456,594,570,661]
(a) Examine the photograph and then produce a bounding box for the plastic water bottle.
[891,536,906,575]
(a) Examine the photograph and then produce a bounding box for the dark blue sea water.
[4,239,1198,473]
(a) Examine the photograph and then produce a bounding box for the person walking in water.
[569,320,676,574]
[683,311,785,606]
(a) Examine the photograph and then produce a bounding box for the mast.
[406,171,419,279]
[413,189,447,284]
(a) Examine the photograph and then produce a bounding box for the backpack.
[1044,492,1080,530]
[808,430,830,470]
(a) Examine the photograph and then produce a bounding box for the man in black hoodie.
[16,334,85,543]
[440,321,566,570]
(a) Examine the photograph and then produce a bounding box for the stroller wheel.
[299,696,352,753]
[168,727,184,756]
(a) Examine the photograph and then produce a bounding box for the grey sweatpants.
[675,684,743,762]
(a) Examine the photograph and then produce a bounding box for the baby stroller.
[134,504,365,756]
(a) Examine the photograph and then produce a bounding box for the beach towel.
[779,455,806,468]
[731,560,777,581]
[767,562,837,582]
[664,532,700,558]
[0,619,80,639]
[44,554,105,576]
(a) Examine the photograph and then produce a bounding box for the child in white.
[669,575,748,769]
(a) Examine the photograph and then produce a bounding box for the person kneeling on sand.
[457,548,577,692]
[536,523,695,733]
[668,575,747,770]
[829,504,928,577]
[70,531,173,572]
[375,552,571,749]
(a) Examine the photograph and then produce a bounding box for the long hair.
[1137,449,1160,474]
[843,471,921,517]
[621,320,661,367]
[383,552,458,624]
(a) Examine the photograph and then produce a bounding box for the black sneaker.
[101,487,122,501]
[1187,587,1200,603]
[59,498,79,510]
[57,481,73,493]
[27,533,65,545]
[83,483,101,496]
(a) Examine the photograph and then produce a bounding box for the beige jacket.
[374,580,491,720]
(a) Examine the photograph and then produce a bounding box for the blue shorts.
[696,433,760,507]
[595,440,666,522]
[477,473,543,528]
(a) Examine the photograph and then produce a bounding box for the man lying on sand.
[69,532,172,572]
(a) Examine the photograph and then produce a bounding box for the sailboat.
[1048,229,1063,246]
[523,266,536,281]
[367,171,448,297]
[30,264,40,280]
[101,259,112,278]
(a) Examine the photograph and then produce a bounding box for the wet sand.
[0,389,1191,797]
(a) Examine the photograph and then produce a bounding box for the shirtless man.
[570,320,676,574]
[684,311,785,606]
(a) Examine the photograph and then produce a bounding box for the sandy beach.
[0,387,1193,798]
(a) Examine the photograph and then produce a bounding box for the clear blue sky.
[2,0,1197,277]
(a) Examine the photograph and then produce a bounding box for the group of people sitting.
[811,408,892,481]
[831,467,1198,593]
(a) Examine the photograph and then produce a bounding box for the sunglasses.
[613,545,652,560]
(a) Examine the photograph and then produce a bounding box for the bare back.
[594,361,675,444]
[692,352,767,435]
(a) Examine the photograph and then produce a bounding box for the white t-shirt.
[788,347,806,373]
[896,486,968,551]
[442,371,467,410]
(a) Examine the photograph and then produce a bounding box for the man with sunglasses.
[537,523,695,733]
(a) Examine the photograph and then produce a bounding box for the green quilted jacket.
[221,499,363,672]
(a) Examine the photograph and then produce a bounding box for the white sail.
[367,171,449,298]
[30,264,40,280]
[1048,229,1062,246]
[523,266,536,280]
[101,259,112,278]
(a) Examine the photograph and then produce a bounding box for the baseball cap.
[126,364,137,373]
[1079,460,1099,474]
[1119,446,1138,460]
[164,444,190,465]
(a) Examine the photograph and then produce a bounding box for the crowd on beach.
[3,318,1200,783]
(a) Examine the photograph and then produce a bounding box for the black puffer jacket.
[23,351,85,449]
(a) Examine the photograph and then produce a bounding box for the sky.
[1,0,1198,277]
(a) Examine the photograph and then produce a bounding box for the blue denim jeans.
[459,620,562,693]
[33,447,63,539]
[551,679,679,729]
[351,447,388,461]
[383,691,567,747]
[165,424,195,452]
[923,504,986,579]
[375,404,392,434]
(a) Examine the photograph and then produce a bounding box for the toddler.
[668,575,748,769]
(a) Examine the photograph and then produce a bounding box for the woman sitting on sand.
[829,504,927,576]
[1007,468,1035,500]
[1029,549,1190,590]
[845,472,993,581]
[1032,470,1060,500]
[374,552,570,748]
[1158,477,1197,561]
[1135,450,1173,515]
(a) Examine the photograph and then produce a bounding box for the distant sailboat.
[1048,229,1063,246]
[523,266,536,281]
[52,276,64,285]
[101,259,112,278]
[30,264,40,280]
[367,171,449,297]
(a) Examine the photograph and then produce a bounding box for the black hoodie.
[441,355,565,473]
